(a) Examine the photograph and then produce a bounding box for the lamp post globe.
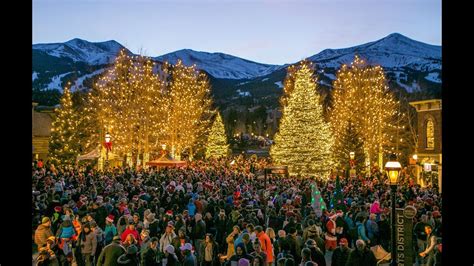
[385,153,401,266]
[104,132,111,169]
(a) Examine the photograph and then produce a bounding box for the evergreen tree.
[333,121,365,174]
[206,112,229,159]
[270,60,334,178]
[49,85,81,165]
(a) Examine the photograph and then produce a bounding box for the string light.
[330,55,400,168]
[205,112,229,158]
[270,60,334,178]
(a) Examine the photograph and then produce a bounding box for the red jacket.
[121,228,140,243]
[257,231,273,263]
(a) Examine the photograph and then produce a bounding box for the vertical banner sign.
[396,206,417,265]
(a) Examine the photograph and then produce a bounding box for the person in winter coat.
[331,238,350,266]
[250,240,268,266]
[377,214,390,251]
[192,213,207,263]
[36,246,60,266]
[117,244,140,266]
[121,224,140,244]
[141,237,159,266]
[200,233,220,266]
[419,225,437,266]
[302,220,321,242]
[226,225,241,260]
[355,217,370,245]
[93,201,108,230]
[160,222,177,253]
[228,243,254,266]
[172,228,190,261]
[344,212,356,248]
[147,213,160,238]
[255,226,273,265]
[91,221,105,259]
[286,227,303,263]
[345,240,376,266]
[188,199,197,217]
[369,200,381,221]
[97,236,126,266]
[180,243,197,266]
[163,244,179,266]
[35,217,54,249]
[104,215,118,245]
[365,214,379,246]
[304,239,325,266]
[215,209,228,249]
[79,223,97,266]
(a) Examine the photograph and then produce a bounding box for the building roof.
[32,111,53,137]
[409,99,442,106]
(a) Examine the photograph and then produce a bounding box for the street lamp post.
[104,132,111,169]
[385,154,402,266]
[349,151,355,178]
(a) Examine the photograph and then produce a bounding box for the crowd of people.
[32,156,442,266]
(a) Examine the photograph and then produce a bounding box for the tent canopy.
[146,153,186,167]
[77,147,119,161]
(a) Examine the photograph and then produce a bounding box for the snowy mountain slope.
[155,49,283,79]
[308,33,441,71]
[46,72,73,90]
[33,38,130,65]
[33,33,441,108]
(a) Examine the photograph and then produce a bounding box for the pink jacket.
[370,201,381,214]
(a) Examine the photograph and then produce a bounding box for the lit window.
[426,119,434,149]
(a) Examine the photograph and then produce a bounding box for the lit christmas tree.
[49,85,81,165]
[205,112,229,159]
[270,60,334,178]
[85,50,168,165]
[311,182,327,218]
[163,60,213,159]
[330,55,399,170]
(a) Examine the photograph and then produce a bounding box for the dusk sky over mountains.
[33,0,441,65]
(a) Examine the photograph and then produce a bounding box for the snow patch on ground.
[425,72,441,83]
[46,72,73,90]
[32,71,38,81]
[274,81,283,88]
[237,81,250,86]
[71,69,106,91]
[261,78,269,82]
[324,73,336,80]
[396,79,420,93]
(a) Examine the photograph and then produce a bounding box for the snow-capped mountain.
[308,33,440,72]
[32,33,441,107]
[155,49,282,79]
[33,38,130,65]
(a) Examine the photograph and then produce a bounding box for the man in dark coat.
[345,240,376,266]
[192,213,207,263]
[305,239,325,266]
[331,238,350,266]
[97,236,126,266]
[141,237,159,266]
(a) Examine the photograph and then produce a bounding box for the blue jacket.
[188,202,196,217]
[104,224,118,245]
[366,219,379,240]
[59,226,75,239]
[356,222,369,242]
